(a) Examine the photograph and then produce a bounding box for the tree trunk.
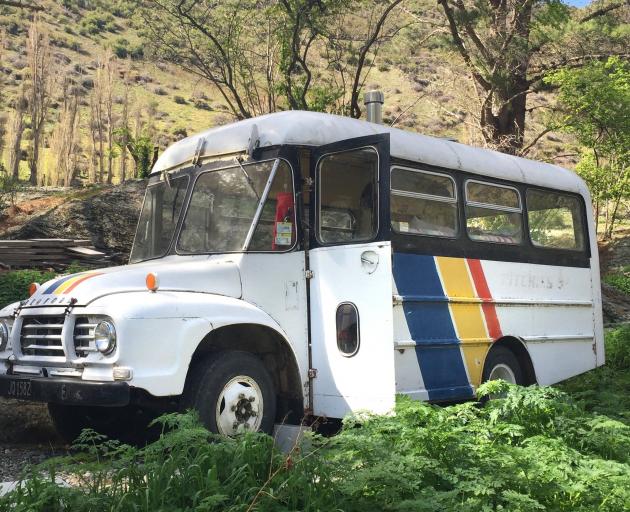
[7,92,25,179]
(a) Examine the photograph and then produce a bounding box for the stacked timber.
[0,239,109,270]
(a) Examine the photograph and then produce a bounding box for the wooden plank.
[65,247,105,257]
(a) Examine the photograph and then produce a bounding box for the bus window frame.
[173,156,299,256]
[389,156,591,267]
[464,179,524,245]
[315,145,381,246]
[390,165,460,239]
[525,187,587,253]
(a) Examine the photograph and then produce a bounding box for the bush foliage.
[1,328,629,511]
[0,264,86,308]
[604,267,630,296]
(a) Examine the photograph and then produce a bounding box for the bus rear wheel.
[182,351,276,436]
[482,346,524,385]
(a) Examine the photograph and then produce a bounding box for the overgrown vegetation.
[1,327,628,511]
[0,264,85,307]
[604,266,630,296]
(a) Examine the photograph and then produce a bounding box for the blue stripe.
[42,274,75,295]
[393,253,473,401]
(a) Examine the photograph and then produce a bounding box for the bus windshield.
[177,159,294,254]
[130,159,295,263]
[129,175,189,263]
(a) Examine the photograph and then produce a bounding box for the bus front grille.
[73,317,97,358]
[20,316,66,357]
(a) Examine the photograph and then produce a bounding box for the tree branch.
[580,0,629,23]
[349,0,403,118]
[519,127,555,156]
[437,0,492,91]
[528,52,630,84]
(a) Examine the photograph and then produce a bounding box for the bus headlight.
[94,320,117,355]
[0,320,9,351]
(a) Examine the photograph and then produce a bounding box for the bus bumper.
[0,374,130,406]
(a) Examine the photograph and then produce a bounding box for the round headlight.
[0,320,9,351]
[94,320,116,355]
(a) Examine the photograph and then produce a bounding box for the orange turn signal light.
[28,282,40,297]
[146,273,159,292]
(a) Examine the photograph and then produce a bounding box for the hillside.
[0,0,585,187]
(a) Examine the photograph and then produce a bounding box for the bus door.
[307,135,396,419]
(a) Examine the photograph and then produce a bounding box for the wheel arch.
[485,336,538,385]
[188,322,305,424]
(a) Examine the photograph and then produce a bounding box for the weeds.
[1,330,629,511]
[0,263,87,307]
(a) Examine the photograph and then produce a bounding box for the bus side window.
[317,147,378,244]
[465,181,523,244]
[390,168,458,237]
[527,189,585,251]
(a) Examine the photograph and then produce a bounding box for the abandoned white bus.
[0,110,603,439]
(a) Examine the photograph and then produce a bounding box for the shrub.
[0,264,87,308]
[79,12,118,36]
[2,381,630,511]
[604,267,630,295]
[173,95,187,105]
[0,171,20,217]
[606,325,630,370]
[0,269,56,308]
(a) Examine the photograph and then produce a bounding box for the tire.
[482,346,524,385]
[48,403,158,445]
[181,351,276,436]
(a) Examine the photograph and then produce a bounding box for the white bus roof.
[152,111,588,196]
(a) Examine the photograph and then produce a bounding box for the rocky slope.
[2,182,145,265]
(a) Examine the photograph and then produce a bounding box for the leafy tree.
[114,128,154,179]
[546,57,629,238]
[139,0,405,119]
[436,0,630,154]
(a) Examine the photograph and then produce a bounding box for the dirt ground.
[0,398,66,481]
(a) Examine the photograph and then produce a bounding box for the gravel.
[0,398,66,482]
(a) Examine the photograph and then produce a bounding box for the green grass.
[1,327,629,511]
[603,266,630,296]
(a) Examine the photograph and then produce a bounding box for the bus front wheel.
[182,350,276,436]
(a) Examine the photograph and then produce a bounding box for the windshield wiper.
[234,157,260,200]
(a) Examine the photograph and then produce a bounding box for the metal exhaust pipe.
[364,90,384,124]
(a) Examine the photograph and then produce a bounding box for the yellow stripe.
[54,275,84,295]
[436,256,490,387]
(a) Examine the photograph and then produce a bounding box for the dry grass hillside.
[0,0,582,187]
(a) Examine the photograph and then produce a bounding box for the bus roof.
[151,111,588,196]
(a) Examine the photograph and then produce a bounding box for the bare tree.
[26,20,56,185]
[118,61,132,182]
[322,0,406,117]
[49,78,80,187]
[90,56,109,183]
[436,0,630,154]
[102,51,116,184]
[141,0,406,118]
[6,87,27,179]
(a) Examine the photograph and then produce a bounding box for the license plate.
[6,379,32,398]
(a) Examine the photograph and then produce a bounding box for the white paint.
[152,111,588,197]
[309,242,396,418]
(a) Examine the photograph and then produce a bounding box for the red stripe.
[466,259,502,339]
[63,273,103,294]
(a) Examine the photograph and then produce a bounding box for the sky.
[564,0,592,6]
